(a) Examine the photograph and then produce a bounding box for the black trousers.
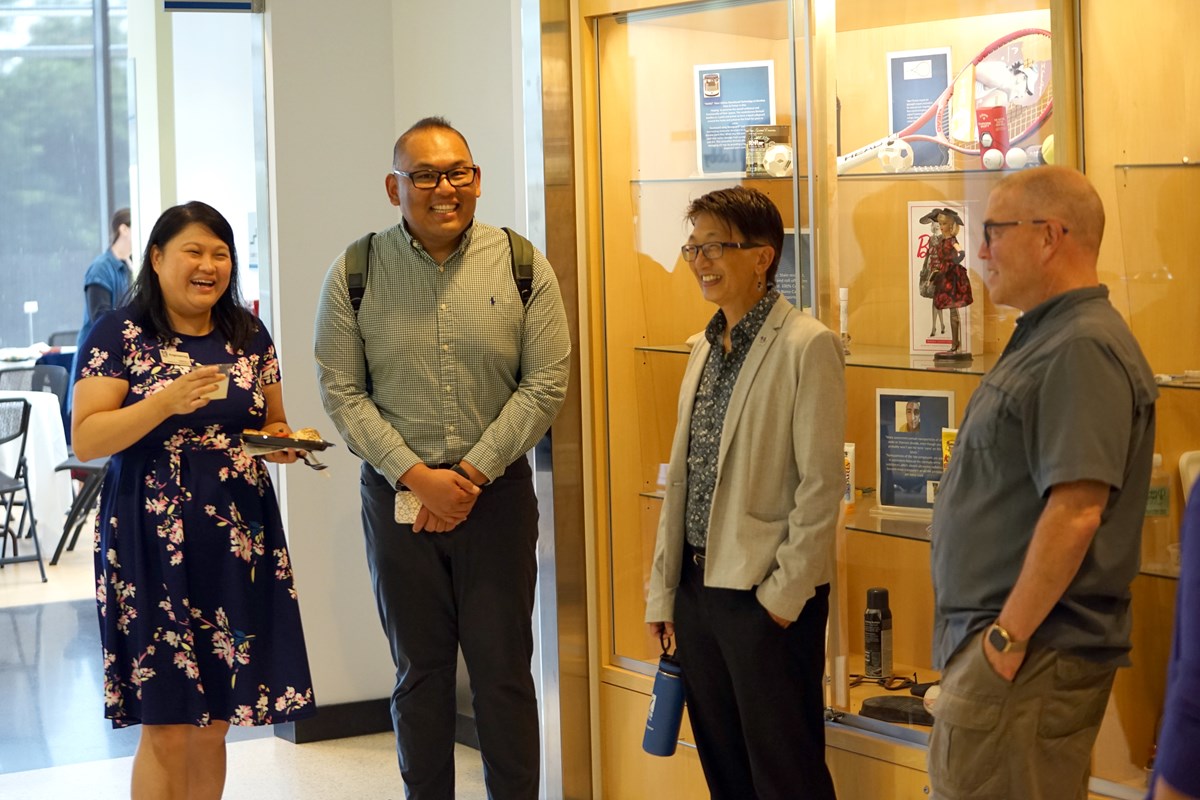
[360,458,540,800]
[674,549,836,800]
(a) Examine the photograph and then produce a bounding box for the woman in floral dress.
[72,201,315,799]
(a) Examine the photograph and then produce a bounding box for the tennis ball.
[982,148,1005,170]
[1005,147,1028,169]
[1041,134,1055,164]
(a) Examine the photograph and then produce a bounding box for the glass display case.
[581,0,1196,797]
[822,4,1193,798]
[588,0,815,672]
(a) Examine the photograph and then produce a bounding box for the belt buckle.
[691,549,706,567]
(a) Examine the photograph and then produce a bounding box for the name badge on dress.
[161,348,192,368]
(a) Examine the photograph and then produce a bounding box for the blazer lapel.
[675,335,710,437]
[716,298,792,466]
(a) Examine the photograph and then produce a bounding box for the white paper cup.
[210,363,234,399]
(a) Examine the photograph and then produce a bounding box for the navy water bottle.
[643,635,685,756]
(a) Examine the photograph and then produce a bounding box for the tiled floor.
[0,515,488,798]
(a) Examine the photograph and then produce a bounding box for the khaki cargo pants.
[928,631,1116,800]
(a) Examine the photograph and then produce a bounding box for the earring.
[756,278,764,292]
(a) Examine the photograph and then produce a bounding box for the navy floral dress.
[78,309,316,729]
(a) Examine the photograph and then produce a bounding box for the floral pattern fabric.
[80,310,316,728]
[932,236,974,310]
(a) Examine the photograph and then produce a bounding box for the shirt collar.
[704,288,781,349]
[1004,285,1109,355]
[399,218,476,261]
[1015,285,1109,331]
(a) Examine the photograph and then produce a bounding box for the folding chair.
[50,454,109,566]
[0,398,47,582]
[1,365,72,537]
[0,365,68,408]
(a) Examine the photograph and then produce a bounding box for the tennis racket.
[837,28,1054,174]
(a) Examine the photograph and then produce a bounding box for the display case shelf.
[633,343,690,355]
[632,175,809,185]
[838,167,1018,181]
[844,345,1000,375]
[843,501,931,543]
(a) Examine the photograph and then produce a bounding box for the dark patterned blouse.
[684,289,780,550]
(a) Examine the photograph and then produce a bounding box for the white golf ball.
[1005,147,1028,169]
[982,148,1005,170]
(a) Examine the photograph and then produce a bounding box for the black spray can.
[864,587,893,678]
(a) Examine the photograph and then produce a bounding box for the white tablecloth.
[0,389,72,542]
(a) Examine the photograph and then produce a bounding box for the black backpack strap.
[503,227,534,307]
[345,232,376,316]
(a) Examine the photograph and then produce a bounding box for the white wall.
[172,13,259,302]
[262,0,525,708]
[386,2,526,229]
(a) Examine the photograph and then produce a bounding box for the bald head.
[979,166,1105,310]
[992,166,1105,255]
[393,116,472,170]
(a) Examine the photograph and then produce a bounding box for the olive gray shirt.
[314,221,570,487]
[931,286,1157,669]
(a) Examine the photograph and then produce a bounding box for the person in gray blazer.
[646,186,846,800]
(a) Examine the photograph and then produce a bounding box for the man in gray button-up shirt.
[314,116,569,800]
[928,166,1156,800]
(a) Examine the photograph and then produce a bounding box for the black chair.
[0,364,69,428]
[47,328,79,347]
[0,365,68,407]
[0,398,47,582]
[47,330,79,347]
[50,454,109,566]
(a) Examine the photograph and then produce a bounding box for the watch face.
[988,625,1008,652]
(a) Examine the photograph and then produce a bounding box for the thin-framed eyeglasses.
[392,166,479,190]
[848,672,918,691]
[982,219,1068,247]
[680,241,765,262]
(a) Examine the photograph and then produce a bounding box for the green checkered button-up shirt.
[315,220,570,487]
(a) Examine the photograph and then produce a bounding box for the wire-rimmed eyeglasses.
[981,219,1068,247]
[393,166,479,190]
[680,241,765,262]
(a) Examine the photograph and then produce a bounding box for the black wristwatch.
[449,464,473,483]
[987,622,1027,654]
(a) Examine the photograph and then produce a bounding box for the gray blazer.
[644,296,846,623]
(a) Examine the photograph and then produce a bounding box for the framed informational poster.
[874,388,954,517]
[694,60,775,175]
[886,48,950,168]
[908,201,975,355]
[774,228,812,312]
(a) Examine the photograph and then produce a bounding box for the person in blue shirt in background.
[1149,479,1200,800]
[71,206,133,411]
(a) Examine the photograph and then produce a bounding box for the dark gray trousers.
[360,458,540,800]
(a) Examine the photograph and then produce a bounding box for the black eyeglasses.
[393,166,479,190]
[849,672,918,691]
[981,219,1068,247]
[680,241,765,262]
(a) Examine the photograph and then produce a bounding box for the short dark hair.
[128,201,256,351]
[685,187,785,286]
[110,207,131,245]
[393,116,473,169]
